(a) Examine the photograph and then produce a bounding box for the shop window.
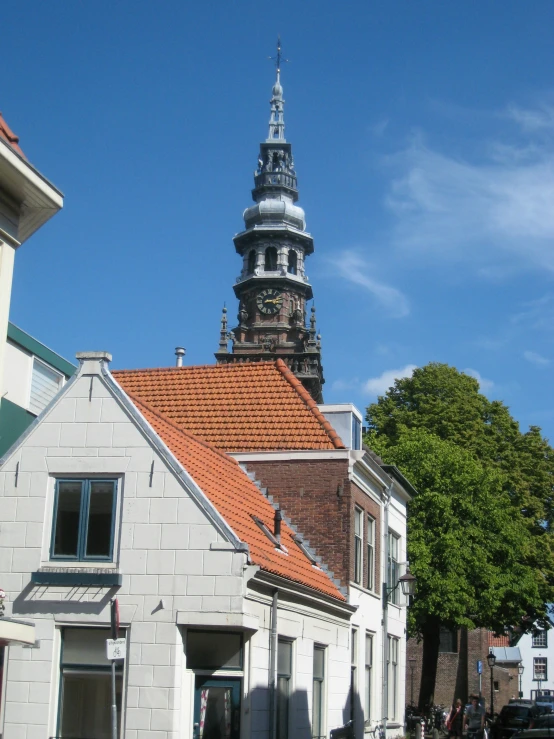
[58,627,124,739]
[51,479,118,561]
[186,630,243,670]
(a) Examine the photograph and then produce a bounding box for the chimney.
[274,508,282,545]
[175,347,186,367]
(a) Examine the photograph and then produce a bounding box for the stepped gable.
[0,113,25,158]
[126,392,345,601]
[113,360,344,452]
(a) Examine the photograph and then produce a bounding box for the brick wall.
[245,459,352,588]
[407,628,519,712]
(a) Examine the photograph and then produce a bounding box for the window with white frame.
[51,479,118,561]
[312,645,326,739]
[387,636,399,721]
[57,627,125,738]
[534,658,548,681]
[365,633,373,722]
[277,639,293,739]
[29,357,64,415]
[533,631,548,648]
[350,628,358,722]
[387,531,400,605]
[366,516,375,591]
[354,508,363,584]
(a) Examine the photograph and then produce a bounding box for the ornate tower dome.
[215,40,324,403]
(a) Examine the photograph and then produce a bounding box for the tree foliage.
[365,363,554,707]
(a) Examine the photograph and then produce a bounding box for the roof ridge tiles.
[274,359,345,449]
[113,361,277,375]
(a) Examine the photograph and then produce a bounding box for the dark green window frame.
[50,478,118,562]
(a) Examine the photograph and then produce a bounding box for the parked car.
[532,714,554,729]
[490,703,542,739]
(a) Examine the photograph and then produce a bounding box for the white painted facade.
[0,134,63,403]
[517,624,554,699]
[0,353,354,739]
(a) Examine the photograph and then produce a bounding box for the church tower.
[215,41,324,403]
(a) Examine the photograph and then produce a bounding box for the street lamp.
[487,650,497,718]
[518,664,524,699]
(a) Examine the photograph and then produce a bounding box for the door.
[194,677,241,739]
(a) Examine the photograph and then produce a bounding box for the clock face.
[257,288,283,315]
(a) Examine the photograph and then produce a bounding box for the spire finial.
[267,38,287,142]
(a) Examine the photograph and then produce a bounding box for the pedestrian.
[447,699,464,738]
[464,695,485,739]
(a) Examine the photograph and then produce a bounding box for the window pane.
[53,482,83,557]
[187,631,243,670]
[351,629,357,664]
[313,646,324,680]
[365,634,373,667]
[85,481,115,557]
[62,628,113,667]
[60,671,122,739]
[313,679,322,736]
[277,675,290,739]
[354,509,362,536]
[278,640,292,676]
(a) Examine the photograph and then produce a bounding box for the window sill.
[349,582,381,600]
[31,568,122,587]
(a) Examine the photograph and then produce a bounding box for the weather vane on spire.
[269,37,288,74]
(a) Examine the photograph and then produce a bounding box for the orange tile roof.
[113,360,344,452]
[488,633,510,647]
[0,113,25,158]
[127,392,345,601]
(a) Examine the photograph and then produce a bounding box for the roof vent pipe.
[274,508,282,545]
[175,347,186,367]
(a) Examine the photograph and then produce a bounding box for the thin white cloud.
[523,350,551,367]
[506,104,554,133]
[363,364,417,396]
[464,368,495,393]
[384,108,554,273]
[330,250,410,318]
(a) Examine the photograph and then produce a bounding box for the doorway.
[194,676,241,739]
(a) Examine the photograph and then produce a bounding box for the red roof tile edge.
[122,388,346,602]
[0,113,25,158]
[274,359,345,449]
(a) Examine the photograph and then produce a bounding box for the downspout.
[382,482,393,739]
[269,590,279,739]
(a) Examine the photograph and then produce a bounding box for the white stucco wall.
[0,362,353,739]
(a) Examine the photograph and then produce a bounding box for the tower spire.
[267,37,287,142]
[215,40,325,403]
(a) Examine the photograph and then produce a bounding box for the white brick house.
[0,351,355,739]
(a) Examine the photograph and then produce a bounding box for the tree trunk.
[418,616,442,712]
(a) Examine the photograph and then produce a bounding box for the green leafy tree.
[366,364,554,709]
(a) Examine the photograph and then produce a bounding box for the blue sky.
[4,1,554,439]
